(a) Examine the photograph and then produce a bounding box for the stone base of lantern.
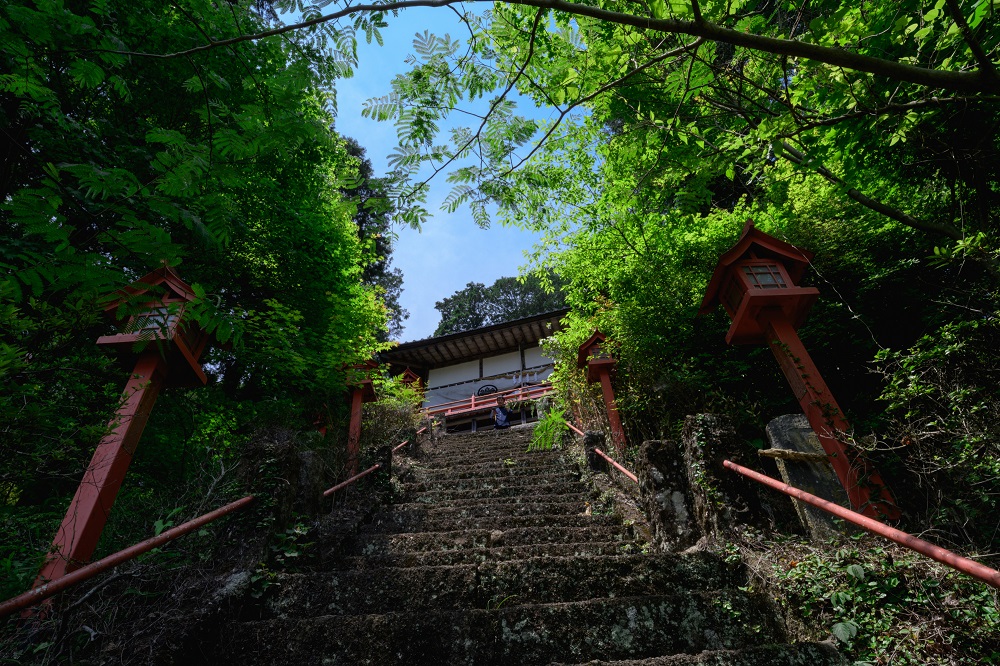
[764,414,857,540]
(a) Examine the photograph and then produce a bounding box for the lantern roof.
[347,359,379,381]
[399,367,421,385]
[698,221,815,316]
[347,359,379,401]
[576,329,607,369]
[100,264,197,315]
[95,265,210,388]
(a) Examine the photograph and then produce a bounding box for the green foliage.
[528,407,568,452]
[343,139,409,340]
[766,534,1000,664]
[366,0,998,250]
[355,371,424,464]
[0,0,393,602]
[434,271,566,336]
[874,312,1000,548]
[270,521,315,569]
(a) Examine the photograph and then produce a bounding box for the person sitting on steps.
[492,395,512,430]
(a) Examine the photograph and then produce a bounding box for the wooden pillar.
[596,368,627,456]
[36,352,169,584]
[346,386,364,477]
[761,310,899,520]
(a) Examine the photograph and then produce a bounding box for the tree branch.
[85,0,1000,94]
[402,8,546,200]
[690,0,703,24]
[501,38,704,176]
[779,142,964,240]
[943,0,997,79]
[780,96,989,134]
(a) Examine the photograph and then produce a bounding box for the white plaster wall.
[483,350,521,376]
[428,359,480,388]
[423,367,556,407]
[523,345,551,368]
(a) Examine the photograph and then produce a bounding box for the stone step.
[416,460,570,481]
[405,480,587,502]
[422,432,549,447]
[332,540,643,569]
[551,642,847,665]
[348,525,629,556]
[430,429,536,443]
[476,552,745,605]
[387,499,591,520]
[425,433,535,448]
[399,492,589,511]
[192,425,845,666]
[214,593,784,665]
[264,553,743,618]
[402,471,579,494]
[417,448,562,467]
[264,564,479,617]
[362,511,619,534]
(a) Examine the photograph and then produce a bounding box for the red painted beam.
[3,495,254,619]
[346,386,364,477]
[595,368,627,456]
[761,312,899,520]
[36,352,169,585]
[724,460,1000,589]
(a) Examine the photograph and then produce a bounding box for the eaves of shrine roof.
[380,308,570,370]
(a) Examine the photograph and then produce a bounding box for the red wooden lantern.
[96,264,210,386]
[577,330,626,455]
[700,222,899,520]
[34,265,211,590]
[699,222,819,345]
[399,367,423,390]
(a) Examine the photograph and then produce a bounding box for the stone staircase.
[204,427,845,665]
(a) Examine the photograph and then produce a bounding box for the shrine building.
[381,309,568,431]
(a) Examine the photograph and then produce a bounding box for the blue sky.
[330,7,547,343]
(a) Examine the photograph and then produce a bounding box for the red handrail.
[3,426,431,618]
[392,427,428,453]
[424,384,555,418]
[424,384,548,411]
[723,459,1000,589]
[426,384,553,416]
[0,495,255,619]
[593,447,639,484]
[322,463,382,497]
[564,420,638,484]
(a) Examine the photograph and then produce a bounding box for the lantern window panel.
[742,264,787,289]
[129,306,180,335]
[722,276,746,316]
[589,344,611,361]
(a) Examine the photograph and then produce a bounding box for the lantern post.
[34,266,210,587]
[577,330,627,455]
[699,222,899,520]
[345,360,379,477]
